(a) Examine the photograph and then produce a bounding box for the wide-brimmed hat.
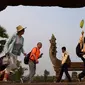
[16,25,26,32]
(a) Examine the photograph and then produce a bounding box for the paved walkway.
[0,82,85,85]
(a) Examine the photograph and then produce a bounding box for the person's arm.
[4,34,16,54]
[21,38,27,56]
[79,31,84,44]
[22,48,27,56]
[38,53,43,59]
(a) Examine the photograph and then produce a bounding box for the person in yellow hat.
[1,25,27,81]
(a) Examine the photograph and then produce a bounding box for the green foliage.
[33,75,44,82]
[31,70,55,83]
[33,75,56,82]
[9,60,24,82]
[44,69,50,82]
[0,26,8,38]
[0,26,8,53]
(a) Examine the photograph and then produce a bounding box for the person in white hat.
[1,25,27,81]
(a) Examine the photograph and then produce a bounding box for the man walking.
[22,42,43,83]
[56,46,71,82]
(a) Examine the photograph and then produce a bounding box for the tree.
[0,26,8,53]
[44,69,50,82]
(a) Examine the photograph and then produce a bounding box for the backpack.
[24,52,31,64]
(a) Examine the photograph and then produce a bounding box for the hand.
[33,60,39,64]
[81,30,84,35]
[36,60,39,64]
[23,53,27,56]
[39,53,43,58]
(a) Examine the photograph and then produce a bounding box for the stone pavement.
[0,82,85,85]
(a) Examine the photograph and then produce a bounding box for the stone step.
[0,82,85,85]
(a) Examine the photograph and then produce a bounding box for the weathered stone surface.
[0,82,85,85]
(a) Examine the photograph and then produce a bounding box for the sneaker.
[83,55,85,59]
[3,78,7,82]
[3,73,8,82]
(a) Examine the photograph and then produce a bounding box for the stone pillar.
[72,71,78,81]
[55,69,60,81]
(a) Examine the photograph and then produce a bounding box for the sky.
[0,6,85,76]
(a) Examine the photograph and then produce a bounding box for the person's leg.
[0,70,5,80]
[0,70,5,76]
[56,65,64,82]
[78,69,85,81]
[3,58,11,81]
[28,60,36,83]
[3,54,17,81]
[9,54,17,70]
[3,69,9,81]
[64,64,71,82]
[22,60,36,83]
[80,57,85,67]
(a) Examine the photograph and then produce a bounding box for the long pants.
[78,55,85,81]
[5,53,17,74]
[78,69,85,81]
[78,56,85,80]
[57,63,71,82]
[23,60,36,82]
[80,56,85,67]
